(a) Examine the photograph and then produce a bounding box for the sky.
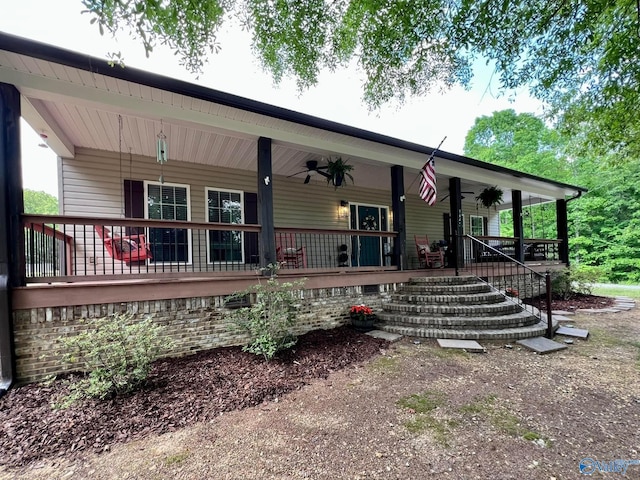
[1,0,543,197]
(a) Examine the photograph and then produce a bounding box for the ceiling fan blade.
[304,174,311,184]
[287,170,309,178]
[316,170,331,179]
[439,194,450,202]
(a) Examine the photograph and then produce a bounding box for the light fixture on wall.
[38,132,49,149]
[156,120,168,184]
[338,200,349,219]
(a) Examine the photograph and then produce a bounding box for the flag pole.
[406,136,447,193]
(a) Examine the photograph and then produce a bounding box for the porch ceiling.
[0,40,583,201]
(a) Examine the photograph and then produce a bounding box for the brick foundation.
[12,284,396,383]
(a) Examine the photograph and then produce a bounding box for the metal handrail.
[466,234,544,276]
[464,234,554,339]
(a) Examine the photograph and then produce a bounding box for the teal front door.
[351,205,385,266]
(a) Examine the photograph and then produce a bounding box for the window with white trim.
[206,188,244,262]
[470,215,485,236]
[145,181,191,263]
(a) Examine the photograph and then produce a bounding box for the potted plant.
[349,304,376,332]
[476,186,504,210]
[326,157,354,189]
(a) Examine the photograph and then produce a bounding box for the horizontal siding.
[62,148,497,236]
[62,148,257,222]
[59,147,503,272]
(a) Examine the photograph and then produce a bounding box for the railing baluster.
[464,234,554,336]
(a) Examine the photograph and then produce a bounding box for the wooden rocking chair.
[94,226,152,265]
[276,233,307,268]
[415,235,444,268]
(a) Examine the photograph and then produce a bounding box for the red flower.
[350,305,373,315]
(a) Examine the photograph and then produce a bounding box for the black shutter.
[483,216,489,236]
[244,192,259,264]
[124,179,144,235]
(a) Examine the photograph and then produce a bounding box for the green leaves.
[58,313,171,405]
[81,1,640,157]
[23,189,58,215]
[225,264,304,360]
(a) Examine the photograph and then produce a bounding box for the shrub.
[59,313,170,405]
[225,263,304,360]
[551,266,600,299]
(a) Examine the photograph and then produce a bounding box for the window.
[206,188,244,262]
[470,215,485,236]
[145,182,191,263]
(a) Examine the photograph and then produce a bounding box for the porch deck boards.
[13,261,565,311]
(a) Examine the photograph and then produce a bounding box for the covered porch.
[0,32,585,384]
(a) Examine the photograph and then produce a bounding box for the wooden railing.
[22,215,261,283]
[21,215,399,283]
[275,227,397,271]
[23,219,74,278]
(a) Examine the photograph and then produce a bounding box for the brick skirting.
[12,284,396,383]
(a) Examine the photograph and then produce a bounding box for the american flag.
[419,157,437,205]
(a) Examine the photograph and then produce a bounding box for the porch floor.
[14,261,564,310]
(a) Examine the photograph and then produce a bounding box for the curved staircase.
[377,276,555,340]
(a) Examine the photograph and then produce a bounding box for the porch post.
[0,82,22,390]
[556,199,569,265]
[390,165,406,269]
[449,177,463,272]
[257,137,275,268]
[512,190,524,262]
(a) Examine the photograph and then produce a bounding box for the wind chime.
[156,120,168,184]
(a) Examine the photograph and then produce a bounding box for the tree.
[82,1,640,155]
[568,154,640,283]
[464,109,570,182]
[464,110,570,239]
[464,109,640,283]
[23,189,58,215]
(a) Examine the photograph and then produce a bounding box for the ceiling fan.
[439,190,475,202]
[287,160,331,184]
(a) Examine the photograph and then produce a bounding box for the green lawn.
[592,285,640,300]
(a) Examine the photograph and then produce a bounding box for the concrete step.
[379,318,557,340]
[408,275,479,286]
[382,300,522,317]
[391,291,506,305]
[401,283,492,295]
[377,310,539,330]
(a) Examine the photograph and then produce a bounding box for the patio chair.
[276,233,307,268]
[415,235,444,268]
[94,225,152,265]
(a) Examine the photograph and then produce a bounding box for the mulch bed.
[524,293,615,312]
[0,294,616,469]
[0,327,388,468]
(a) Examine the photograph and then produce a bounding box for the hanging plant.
[326,157,354,189]
[476,186,504,210]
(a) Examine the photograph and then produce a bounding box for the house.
[0,32,586,387]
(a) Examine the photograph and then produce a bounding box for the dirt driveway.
[5,309,640,480]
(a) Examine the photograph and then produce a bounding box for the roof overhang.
[0,31,586,201]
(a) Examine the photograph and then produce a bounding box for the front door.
[350,204,388,266]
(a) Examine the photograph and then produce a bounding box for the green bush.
[551,266,600,299]
[59,313,170,405]
[225,263,304,360]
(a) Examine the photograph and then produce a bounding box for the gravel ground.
[1,296,638,480]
